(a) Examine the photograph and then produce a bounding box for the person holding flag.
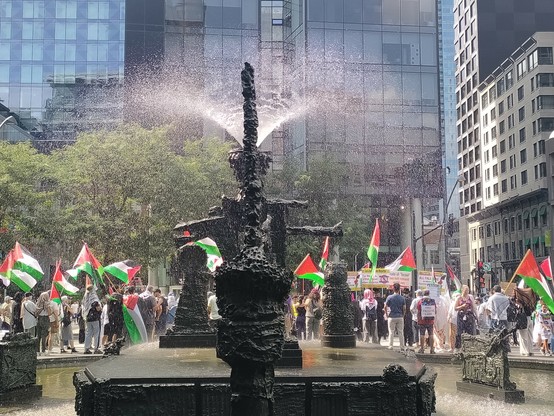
[82,283,102,354]
[367,219,380,283]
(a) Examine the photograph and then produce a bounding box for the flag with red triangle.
[515,249,554,313]
[445,263,462,291]
[366,219,380,282]
[294,254,325,286]
[318,237,330,271]
[539,256,552,280]
[73,243,104,285]
[385,246,416,272]
[52,261,79,295]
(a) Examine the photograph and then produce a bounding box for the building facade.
[1,0,444,272]
[454,0,554,284]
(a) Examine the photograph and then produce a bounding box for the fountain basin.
[74,342,435,416]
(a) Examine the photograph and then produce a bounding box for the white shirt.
[410,296,422,321]
[486,292,511,320]
[22,299,37,329]
[208,295,221,320]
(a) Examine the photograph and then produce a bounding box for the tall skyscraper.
[454,0,554,284]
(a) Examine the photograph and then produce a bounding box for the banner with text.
[347,268,412,290]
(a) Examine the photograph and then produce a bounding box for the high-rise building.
[1,1,443,268]
[454,0,554,286]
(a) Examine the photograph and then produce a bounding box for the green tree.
[51,125,236,268]
[0,141,57,256]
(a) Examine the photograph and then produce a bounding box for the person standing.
[82,284,101,354]
[207,291,222,328]
[375,291,388,341]
[294,295,306,340]
[47,298,60,354]
[11,292,24,334]
[417,289,437,354]
[35,291,51,355]
[385,283,406,351]
[139,286,157,342]
[154,289,168,338]
[486,285,511,331]
[304,289,322,341]
[402,289,414,347]
[410,290,423,347]
[360,289,378,344]
[454,285,476,350]
[21,293,37,339]
[1,296,13,331]
[447,292,460,352]
[60,296,77,353]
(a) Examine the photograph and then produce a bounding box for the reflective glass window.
[420,0,435,26]
[420,33,436,65]
[0,3,12,18]
[185,0,204,22]
[422,73,438,106]
[166,0,184,20]
[222,6,241,29]
[0,64,9,82]
[21,42,33,60]
[23,1,34,18]
[22,22,34,39]
[308,0,324,21]
[401,0,420,25]
[98,2,109,19]
[363,31,382,63]
[383,0,400,25]
[88,2,99,19]
[21,65,32,83]
[0,22,10,39]
[325,0,344,23]
[344,30,363,62]
[242,0,258,28]
[344,0,362,23]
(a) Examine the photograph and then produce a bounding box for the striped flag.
[0,242,44,292]
[318,237,330,271]
[123,294,148,344]
[104,260,142,284]
[385,246,416,272]
[515,249,554,314]
[445,263,462,291]
[294,254,325,286]
[53,261,79,295]
[185,237,223,272]
[73,243,104,285]
[366,219,380,283]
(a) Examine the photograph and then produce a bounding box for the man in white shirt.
[486,285,511,331]
[207,291,221,328]
[410,290,423,347]
[22,293,37,338]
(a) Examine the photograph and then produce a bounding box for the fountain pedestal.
[159,245,216,348]
[456,330,524,403]
[0,333,42,404]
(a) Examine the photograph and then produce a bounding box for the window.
[500,159,506,173]
[492,145,498,158]
[506,70,513,89]
[491,126,497,139]
[519,127,526,142]
[529,50,538,70]
[482,93,489,108]
[537,73,554,87]
[497,78,505,96]
[538,47,553,65]
[498,101,504,115]
[509,134,515,149]
[521,170,528,185]
[507,94,513,109]
[520,149,527,164]
[501,179,507,192]
[492,164,498,177]
[537,95,554,110]
[491,108,496,120]
[509,154,516,169]
[510,175,517,189]
[538,118,554,133]
[517,60,527,80]
[518,107,525,122]
[508,114,515,129]
[493,183,498,195]
[500,140,506,154]
[539,162,547,178]
[499,120,505,134]
[517,86,524,101]
[485,167,490,180]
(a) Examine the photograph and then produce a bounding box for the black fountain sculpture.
[213,62,293,416]
[160,244,216,347]
[73,63,437,416]
[321,261,356,348]
[456,329,524,403]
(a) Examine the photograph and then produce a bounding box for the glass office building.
[0,0,126,148]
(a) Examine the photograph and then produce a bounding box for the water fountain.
[73,63,437,416]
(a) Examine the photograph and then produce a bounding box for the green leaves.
[0,125,235,269]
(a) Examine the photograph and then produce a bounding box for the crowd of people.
[0,284,178,355]
[1,281,552,358]
[283,282,554,356]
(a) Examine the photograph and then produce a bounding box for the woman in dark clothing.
[294,296,306,340]
[376,292,388,341]
[106,294,124,343]
[352,297,364,341]
[12,292,24,334]
[403,291,414,347]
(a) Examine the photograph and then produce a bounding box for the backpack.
[506,301,518,322]
[365,304,377,321]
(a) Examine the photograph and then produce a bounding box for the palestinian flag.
[53,261,79,295]
[515,249,554,314]
[540,256,552,280]
[73,243,104,284]
[294,254,325,287]
[385,246,416,272]
[122,294,148,344]
[366,219,380,282]
[185,237,223,272]
[318,237,330,271]
[50,280,62,305]
[0,242,44,292]
[104,260,142,284]
[446,263,462,291]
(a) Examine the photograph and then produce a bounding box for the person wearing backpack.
[417,289,437,354]
[360,289,378,344]
[304,289,322,341]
